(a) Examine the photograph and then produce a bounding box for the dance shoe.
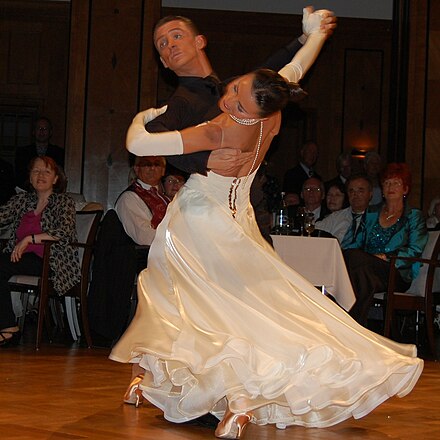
[215,411,254,439]
[0,330,21,348]
[123,374,144,407]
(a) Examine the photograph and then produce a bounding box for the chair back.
[75,210,103,264]
[406,230,440,296]
[74,210,103,287]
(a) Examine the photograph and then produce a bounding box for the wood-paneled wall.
[0,0,437,211]
[0,0,69,155]
[406,0,440,211]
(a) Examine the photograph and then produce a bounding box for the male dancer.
[125,6,337,429]
[147,7,337,177]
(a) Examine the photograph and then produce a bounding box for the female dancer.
[110,17,423,440]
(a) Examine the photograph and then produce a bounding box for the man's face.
[34,119,51,144]
[347,178,372,212]
[301,178,324,211]
[134,157,165,186]
[301,143,318,168]
[339,158,352,179]
[154,20,205,76]
[365,156,382,177]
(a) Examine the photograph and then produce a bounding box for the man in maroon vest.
[115,156,170,246]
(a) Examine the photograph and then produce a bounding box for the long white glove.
[299,7,334,43]
[279,8,327,83]
[126,105,184,156]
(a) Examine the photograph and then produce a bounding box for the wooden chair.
[375,231,440,355]
[8,210,103,349]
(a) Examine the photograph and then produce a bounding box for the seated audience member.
[343,163,428,326]
[316,174,373,246]
[283,140,320,207]
[162,169,187,200]
[15,117,65,190]
[115,156,170,248]
[0,158,15,205]
[325,151,352,191]
[0,156,80,347]
[89,156,170,346]
[325,180,347,214]
[426,196,440,230]
[363,151,383,206]
[298,177,328,222]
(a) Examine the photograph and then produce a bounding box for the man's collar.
[137,179,154,190]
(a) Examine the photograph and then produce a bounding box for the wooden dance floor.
[1,340,439,440]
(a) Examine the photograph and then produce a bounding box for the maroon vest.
[127,181,170,229]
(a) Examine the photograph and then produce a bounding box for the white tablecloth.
[271,235,356,311]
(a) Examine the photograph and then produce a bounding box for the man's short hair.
[153,15,201,40]
[134,156,166,168]
[345,173,373,192]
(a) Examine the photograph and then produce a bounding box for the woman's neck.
[35,190,53,213]
[384,199,404,214]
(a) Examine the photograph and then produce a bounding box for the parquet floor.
[0,328,439,440]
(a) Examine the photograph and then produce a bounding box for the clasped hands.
[302,6,337,40]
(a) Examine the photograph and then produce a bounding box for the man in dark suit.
[121,10,337,428]
[325,151,352,192]
[15,117,65,189]
[283,140,320,207]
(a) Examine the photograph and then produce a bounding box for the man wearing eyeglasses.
[115,156,170,247]
[300,176,328,221]
[14,116,65,190]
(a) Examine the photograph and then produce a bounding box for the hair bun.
[288,83,308,102]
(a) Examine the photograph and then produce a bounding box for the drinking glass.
[304,213,315,237]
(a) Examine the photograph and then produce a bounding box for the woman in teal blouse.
[344,163,428,326]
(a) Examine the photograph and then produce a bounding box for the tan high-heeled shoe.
[215,410,254,439]
[123,374,144,407]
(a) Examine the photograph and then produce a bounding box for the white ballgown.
[110,169,423,428]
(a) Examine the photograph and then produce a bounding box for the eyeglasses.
[382,180,403,188]
[303,187,322,193]
[31,168,53,176]
[165,177,184,185]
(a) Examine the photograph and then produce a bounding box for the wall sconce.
[351,147,368,159]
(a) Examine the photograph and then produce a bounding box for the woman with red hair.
[344,163,428,326]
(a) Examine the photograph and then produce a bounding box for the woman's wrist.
[31,234,36,244]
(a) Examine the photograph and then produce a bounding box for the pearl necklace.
[229,114,261,126]
[227,115,264,218]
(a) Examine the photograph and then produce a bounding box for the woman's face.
[163,174,185,199]
[29,158,58,193]
[382,177,408,202]
[219,73,261,119]
[326,186,345,212]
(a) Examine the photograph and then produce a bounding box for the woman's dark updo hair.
[252,68,307,117]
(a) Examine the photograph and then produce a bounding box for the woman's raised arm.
[126,106,222,156]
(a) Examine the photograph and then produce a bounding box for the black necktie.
[342,212,363,247]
